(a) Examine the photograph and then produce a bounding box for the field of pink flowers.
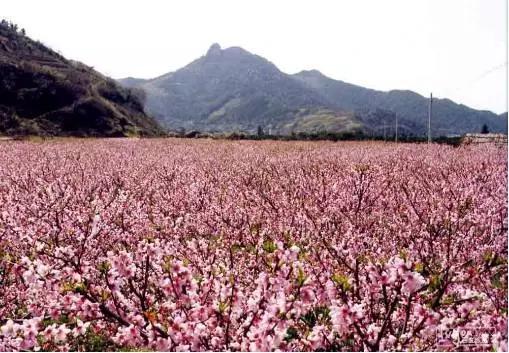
[0,139,507,351]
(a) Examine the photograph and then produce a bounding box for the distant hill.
[293,70,507,136]
[121,43,507,137]
[0,20,163,137]
[119,44,361,135]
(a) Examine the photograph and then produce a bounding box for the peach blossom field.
[0,139,507,351]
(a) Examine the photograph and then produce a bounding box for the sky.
[2,0,508,113]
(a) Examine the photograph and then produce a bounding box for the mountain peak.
[296,69,325,77]
[206,43,222,56]
[116,42,508,136]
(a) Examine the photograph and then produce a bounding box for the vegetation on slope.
[0,20,163,137]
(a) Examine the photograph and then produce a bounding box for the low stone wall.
[462,133,507,145]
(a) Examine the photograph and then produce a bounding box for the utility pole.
[395,115,398,143]
[428,92,433,144]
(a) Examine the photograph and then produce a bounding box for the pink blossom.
[0,140,505,351]
[402,272,426,294]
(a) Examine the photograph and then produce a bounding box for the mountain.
[293,70,507,136]
[0,20,163,137]
[120,44,362,135]
[121,43,507,137]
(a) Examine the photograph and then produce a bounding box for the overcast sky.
[2,0,508,113]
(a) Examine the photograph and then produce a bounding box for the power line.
[440,61,507,96]
[467,62,508,86]
[429,62,506,134]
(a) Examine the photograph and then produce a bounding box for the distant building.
[461,133,507,145]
